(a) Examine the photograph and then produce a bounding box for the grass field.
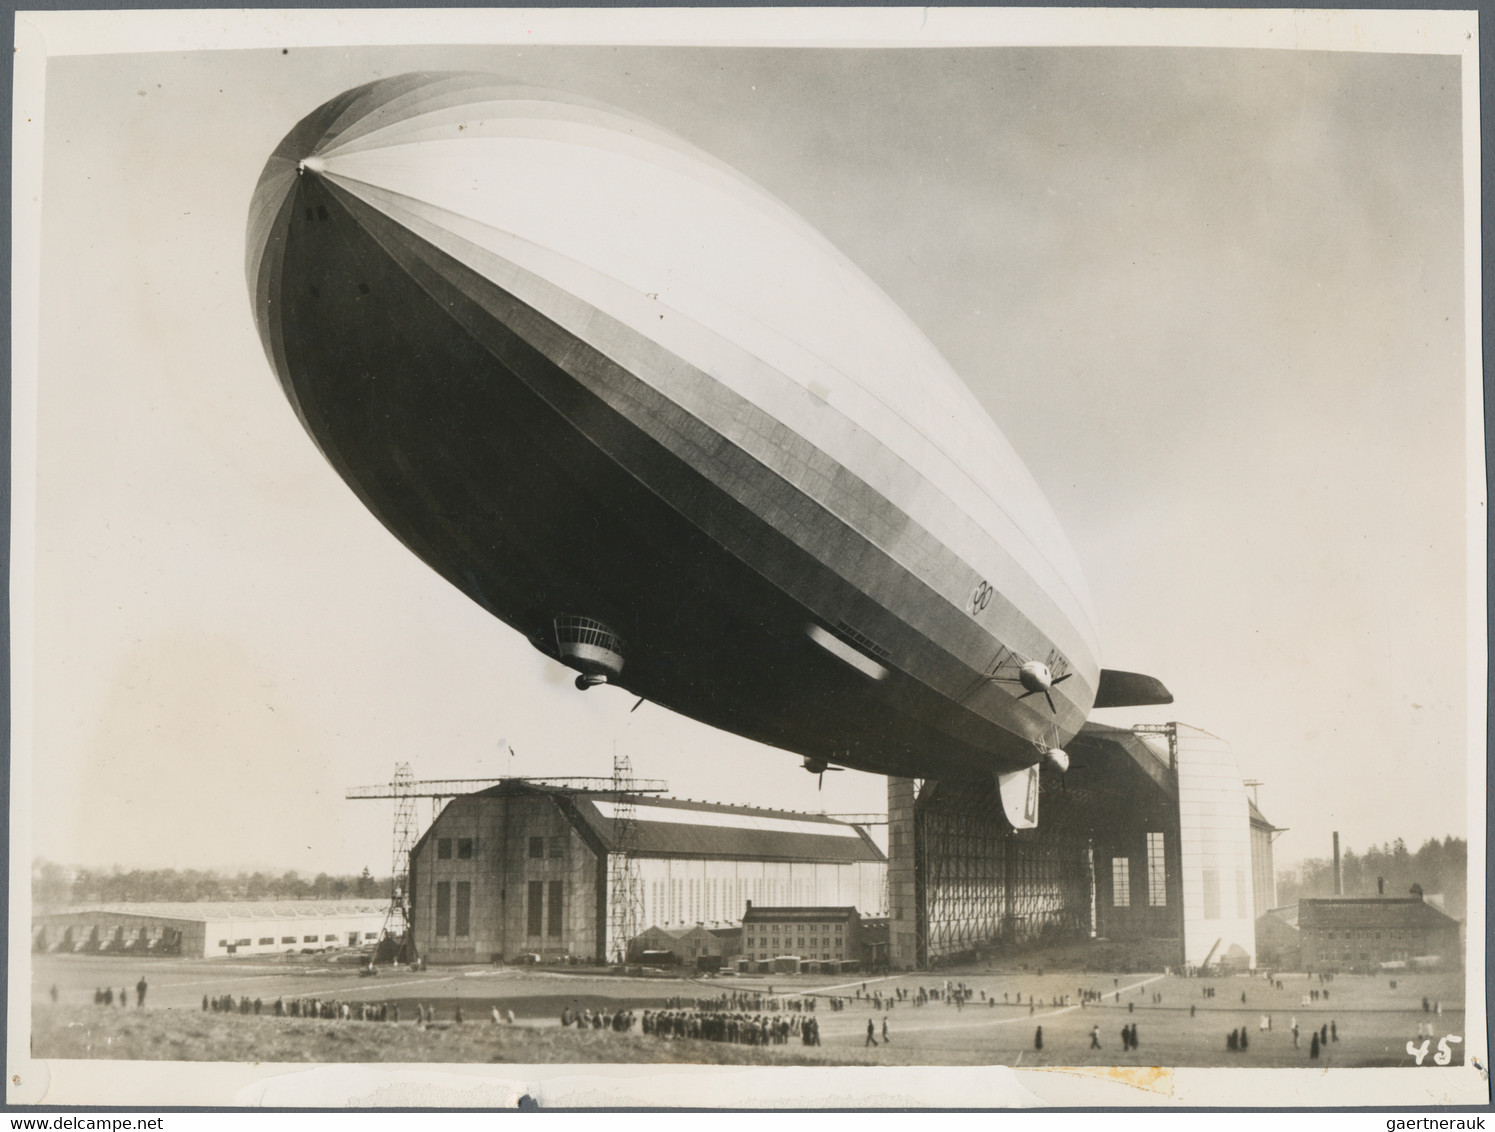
[30,953,1467,1068]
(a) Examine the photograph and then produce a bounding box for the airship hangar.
[398,722,1277,972]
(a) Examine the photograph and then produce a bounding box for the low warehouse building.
[409,783,885,964]
[627,924,740,968]
[32,901,388,958]
[1298,895,1462,973]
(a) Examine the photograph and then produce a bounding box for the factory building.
[1298,896,1463,973]
[31,901,387,959]
[409,783,885,964]
[738,904,864,967]
[889,722,1274,971]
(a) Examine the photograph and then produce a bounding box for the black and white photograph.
[8,7,1486,1110]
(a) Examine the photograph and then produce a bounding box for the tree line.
[32,858,390,907]
[1276,835,1467,919]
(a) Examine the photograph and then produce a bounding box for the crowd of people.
[196,993,515,1025]
[687,992,818,1014]
[642,1008,822,1046]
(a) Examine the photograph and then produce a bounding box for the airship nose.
[298,155,327,175]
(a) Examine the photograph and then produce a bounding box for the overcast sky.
[24,38,1474,878]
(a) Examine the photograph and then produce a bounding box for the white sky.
[22,32,1478,878]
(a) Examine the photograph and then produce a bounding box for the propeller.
[802,758,844,790]
[1012,655,1072,715]
[1031,725,1070,774]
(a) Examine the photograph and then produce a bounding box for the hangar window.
[548,880,564,938]
[1147,833,1166,906]
[528,881,544,937]
[1112,858,1130,907]
[236,938,252,946]
[324,935,336,942]
[364,932,378,940]
[218,939,228,948]
[438,839,452,860]
[457,838,473,859]
[258,937,274,946]
[529,837,545,860]
[548,837,564,859]
[304,935,317,943]
[1201,870,1220,920]
[282,936,296,944]
[436,882,451,938]
[456,881,471,937]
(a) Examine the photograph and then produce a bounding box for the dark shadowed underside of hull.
[255,171,1069,781]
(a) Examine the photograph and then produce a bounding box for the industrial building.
[409,784,885,964]
[31,901,388,958]
[739,904,865,968]
[1298,896,1462,972]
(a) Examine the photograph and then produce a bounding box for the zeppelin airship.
[246,72,1170,827]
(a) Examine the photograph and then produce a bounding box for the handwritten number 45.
[1407,1035,1462,1065]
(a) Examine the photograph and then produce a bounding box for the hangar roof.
[452,783,885,863]
[1247,799,1276,830]
[573,794,885,863]
[1298,896,1461,930]
[741,906,860,924]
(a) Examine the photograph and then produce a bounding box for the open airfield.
[31,953,1465,1068]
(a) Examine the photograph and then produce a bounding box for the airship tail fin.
[1093,669,1174,709]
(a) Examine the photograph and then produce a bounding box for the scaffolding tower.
[381,763,418,959]
[605,755,644,963]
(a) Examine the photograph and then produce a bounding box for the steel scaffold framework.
[606,755,643,963]
[384,763,417,955]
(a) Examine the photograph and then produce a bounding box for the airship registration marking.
[968,579,994,616]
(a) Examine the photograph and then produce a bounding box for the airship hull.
[247,74,1109,781]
